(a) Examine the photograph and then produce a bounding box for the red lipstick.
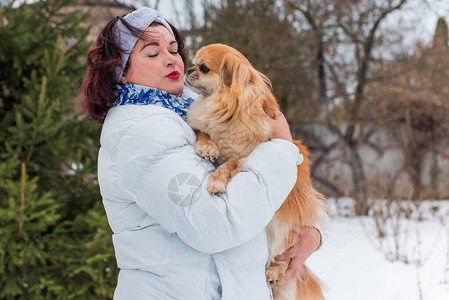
[166,71,180,79]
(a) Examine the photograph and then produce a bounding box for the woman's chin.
[166,84,184,96]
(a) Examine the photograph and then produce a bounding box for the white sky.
[4,0,448,46]
[144,0,449,46]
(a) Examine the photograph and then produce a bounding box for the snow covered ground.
[307,198,449,300]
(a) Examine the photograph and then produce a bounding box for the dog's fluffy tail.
[296,265,326,300]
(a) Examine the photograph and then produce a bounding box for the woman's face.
[122,25,184,96]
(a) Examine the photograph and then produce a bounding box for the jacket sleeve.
[116,115,301,254]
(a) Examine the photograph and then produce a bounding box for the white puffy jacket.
[98,104,302,300]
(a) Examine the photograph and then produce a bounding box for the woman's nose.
[165,52,176,66]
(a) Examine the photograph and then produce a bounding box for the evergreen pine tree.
[433,17,449,50]
[0,0,118,298]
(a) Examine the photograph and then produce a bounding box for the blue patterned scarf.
[113,83,195,120]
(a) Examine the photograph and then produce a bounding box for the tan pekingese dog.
[185,43,331,300]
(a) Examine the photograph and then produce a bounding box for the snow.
[307,198,449,300]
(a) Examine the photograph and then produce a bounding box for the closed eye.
[199,64,210,73]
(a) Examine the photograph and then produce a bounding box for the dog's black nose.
[187,67,195,75]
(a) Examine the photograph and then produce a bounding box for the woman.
[82,7,321,300]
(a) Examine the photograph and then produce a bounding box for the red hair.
[81,16,188,124]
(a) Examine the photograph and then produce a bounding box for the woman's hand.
[275,226,321,280]
[264,112,293,142]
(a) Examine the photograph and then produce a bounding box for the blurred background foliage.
[0,0,448,298]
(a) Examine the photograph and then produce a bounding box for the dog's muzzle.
[184,69,197,86]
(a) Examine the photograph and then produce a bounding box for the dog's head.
[185,44,279,118]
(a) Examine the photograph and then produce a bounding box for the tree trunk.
[349,144,369,215]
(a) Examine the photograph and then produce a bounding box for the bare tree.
[140,0,161,10]
[282,0,336,105]
[183,0,449,208]
[367,17,449,200]
[187,0,316,114]
[285,0,407,214]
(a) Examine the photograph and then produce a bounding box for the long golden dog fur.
[186,43,331,300]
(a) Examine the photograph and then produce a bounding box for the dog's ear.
[218,51,280,121]
[220,53,252,89]
[258,71,280,119]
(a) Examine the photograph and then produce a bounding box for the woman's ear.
[120,74,128,84]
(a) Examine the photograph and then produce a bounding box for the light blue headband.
[113,7,175,83]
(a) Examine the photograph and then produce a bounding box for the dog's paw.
[195,141,219,161]
[206,175,227,194]
[266,266,285,285]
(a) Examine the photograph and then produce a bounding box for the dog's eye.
[199,64,210,74]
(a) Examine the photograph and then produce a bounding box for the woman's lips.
[166,71,180,79]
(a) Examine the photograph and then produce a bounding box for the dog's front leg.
[206,158,242,194]
[266,259,291,285]
[194,130,219,161]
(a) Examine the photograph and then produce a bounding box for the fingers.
[276,112,286,121]
[275,242,308,262]
[301,226,322,251]
[264,112,292,142]
[273,226,321,280]
[275,247,295,261]
[283,257,305,281]
[263,111,282,121]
